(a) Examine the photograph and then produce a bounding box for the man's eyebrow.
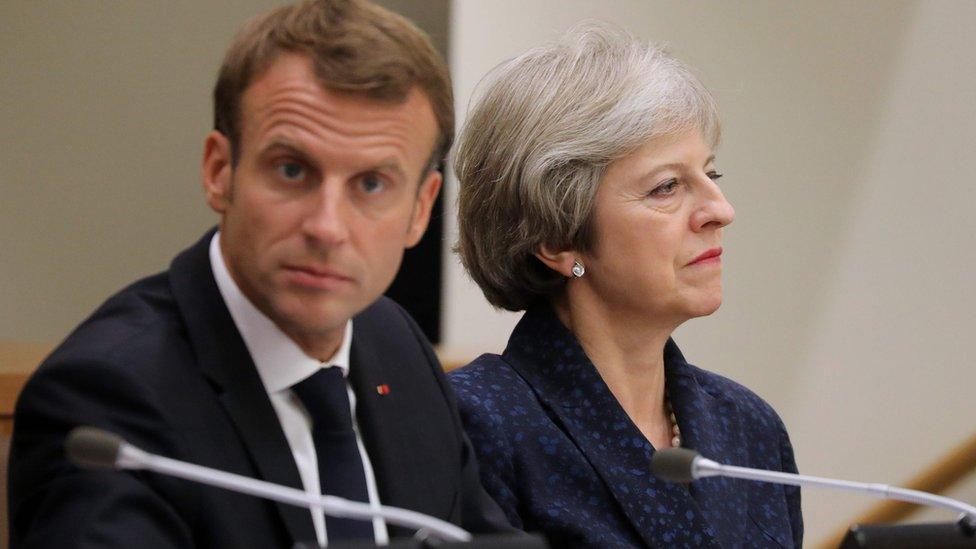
[258,141,409,179]
[260,139,307,157]
[372,158,408,179]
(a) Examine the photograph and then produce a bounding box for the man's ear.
[535,244,579,278]
[405,169,442,248]
[202,130,233,214]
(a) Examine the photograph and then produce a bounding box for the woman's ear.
[535,244,580,278]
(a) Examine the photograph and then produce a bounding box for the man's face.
[202,53,441,358]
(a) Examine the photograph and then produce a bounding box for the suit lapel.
[666,344,751,545]
[347,302,458,532]
[169,230,316,544]
[504,307,723,548]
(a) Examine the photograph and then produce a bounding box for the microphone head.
[651,447,701,483]
[65,426,125,470]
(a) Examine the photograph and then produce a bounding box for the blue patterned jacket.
[450,306,803,548]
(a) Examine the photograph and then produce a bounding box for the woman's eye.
[707,170,724,181]
[359,174,386,195]
[649,178,679,197]
[277,162,306,181]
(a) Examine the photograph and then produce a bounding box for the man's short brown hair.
[214,0,453,168]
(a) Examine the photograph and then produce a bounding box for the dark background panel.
[376,0,449,344]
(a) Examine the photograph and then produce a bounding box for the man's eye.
[277,162,306,181]
[359,174,386,195]
[648,178,679,197]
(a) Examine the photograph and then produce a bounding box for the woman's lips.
[688,247,722,266]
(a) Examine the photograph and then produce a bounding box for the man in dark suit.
[8,1,508,547]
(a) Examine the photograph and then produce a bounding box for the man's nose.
[301,181,350,245]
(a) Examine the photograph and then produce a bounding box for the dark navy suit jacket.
[9,230,508,548]
[450,306,803,548]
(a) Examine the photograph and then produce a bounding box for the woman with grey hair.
[449,25,803,548]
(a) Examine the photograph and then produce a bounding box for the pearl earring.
[571,259,585,278]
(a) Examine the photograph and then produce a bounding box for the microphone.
[650,447,976,530]
[65,426,471,542]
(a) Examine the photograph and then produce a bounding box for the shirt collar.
[209,231,352,394]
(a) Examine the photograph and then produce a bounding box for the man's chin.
[287,310,352,332]
[270,302,356,339]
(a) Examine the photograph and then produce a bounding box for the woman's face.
[578,129,734,326]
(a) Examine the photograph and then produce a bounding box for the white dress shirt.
[209,232,388,547]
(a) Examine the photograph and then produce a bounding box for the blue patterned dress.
[450,306,803,548]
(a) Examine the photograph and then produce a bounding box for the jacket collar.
[346,300,460,535]
[169,229,316,544]
[170,231,457,540]
[503,305,751,546]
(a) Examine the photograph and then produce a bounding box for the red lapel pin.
[375,384,390,396]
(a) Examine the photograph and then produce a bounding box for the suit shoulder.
[449,355,536,415]
[355,296,422,338]
[352,296,448,393]
[354,296,443,371]
[450,354,520,391]
[14,271,189,446]
[685,364,788,432]
[38,271,186,379]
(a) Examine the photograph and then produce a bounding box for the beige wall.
[1,2,277,341]
[447,0,976,544]
[787,1,976,538]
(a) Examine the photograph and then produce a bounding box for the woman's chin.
[687,293,723,318]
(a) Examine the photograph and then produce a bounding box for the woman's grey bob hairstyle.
[454,23,720,312]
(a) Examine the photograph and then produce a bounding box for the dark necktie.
[291,367,374,541]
